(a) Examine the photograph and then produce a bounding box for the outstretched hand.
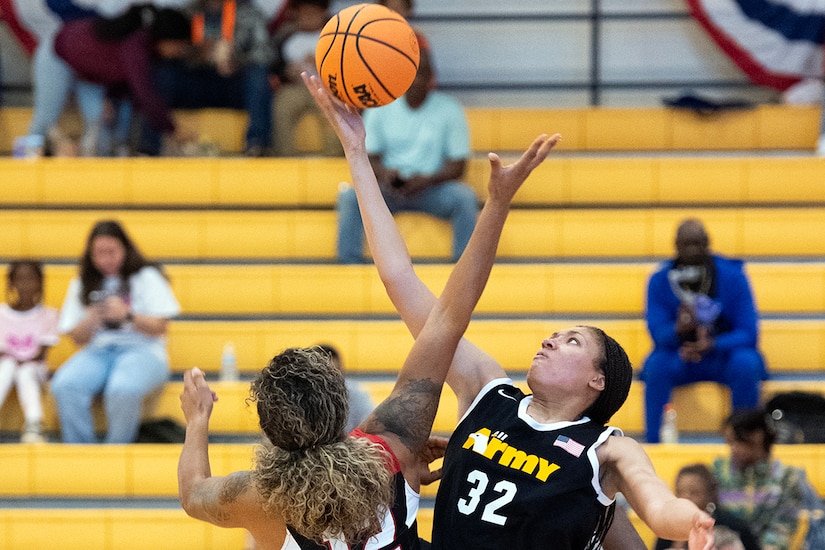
[487,133,561,204]
[688,511,715,550]
[180,367,218,425]
[301,71,365,153]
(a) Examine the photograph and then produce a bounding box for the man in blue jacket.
[642,218,766,443]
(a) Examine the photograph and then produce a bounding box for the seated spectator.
[654,463,761,550]
[0,260,59,444]
[142,0,274,156]
[336,46,478,264]
[316,343,374,434]
[642,218,766,442]
[5,0,109,156]
[52,5,196,157]
[713,407,819,550]
[269,0,342,157]
[51,220,180,443]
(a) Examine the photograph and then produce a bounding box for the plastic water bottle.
[220,342,239,382]
[660,403,679,444]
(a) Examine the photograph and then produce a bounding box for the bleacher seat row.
[1,106,823,550]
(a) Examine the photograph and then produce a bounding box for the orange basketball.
[315,3,420,109]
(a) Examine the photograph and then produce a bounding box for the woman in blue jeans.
[51,220,180,443]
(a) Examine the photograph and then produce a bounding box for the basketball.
[315,3,420,109]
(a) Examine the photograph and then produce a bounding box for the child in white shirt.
[0,260,59,443]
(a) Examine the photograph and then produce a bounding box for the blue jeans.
[50,343,169,443]
[139,60,273,155]
[641,346,765,443]
[28,32,108,156]
[337,182,479,264]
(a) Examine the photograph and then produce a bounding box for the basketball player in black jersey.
[176,72,559,550]
[341,103,717,550]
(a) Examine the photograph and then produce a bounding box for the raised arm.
[302,71,557,475]
[302,72,559,415]
[178,368,276,533]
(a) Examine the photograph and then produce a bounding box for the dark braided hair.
[580,326,633,424]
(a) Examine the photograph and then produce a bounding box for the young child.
[0,261,59,443]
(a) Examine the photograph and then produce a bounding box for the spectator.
[642,218,766,443]
[52,5,196,157]
[316,343,374,434]
[375,0,430,60]
[269,0,342,157]
[51,220,180,444]
[654,463,761,550]
[336,46,477,264]
[713,407,819,550]
[0,261,59,444]
[378,0,412,17]
[142,0,274,156]
[13,0,109,156]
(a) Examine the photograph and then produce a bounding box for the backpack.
[136,418,186,443]
[765,391,825,444]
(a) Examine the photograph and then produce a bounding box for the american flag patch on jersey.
[553,435,585,457]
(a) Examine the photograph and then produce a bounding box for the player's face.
[528,327,602,391]
[91,235,127,277]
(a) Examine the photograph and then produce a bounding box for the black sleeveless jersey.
[431,380,619,550]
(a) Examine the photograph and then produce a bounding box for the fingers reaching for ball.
[302,72,367,152]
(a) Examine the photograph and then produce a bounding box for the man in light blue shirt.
[336,47,478,263]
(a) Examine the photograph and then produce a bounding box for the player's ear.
[589,373,605,392]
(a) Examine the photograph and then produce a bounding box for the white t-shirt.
[58,266,181,362]
[0,303,60,362]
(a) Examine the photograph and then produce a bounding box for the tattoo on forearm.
[373,378,441,451]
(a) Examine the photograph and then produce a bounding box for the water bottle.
[220,342,239,382]
[660,403,679,444]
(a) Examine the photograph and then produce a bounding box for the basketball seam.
[316,13,342,92]
[353,35,417,101]
[338,4,369,108]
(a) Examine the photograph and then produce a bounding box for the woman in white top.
[51,220,180,443]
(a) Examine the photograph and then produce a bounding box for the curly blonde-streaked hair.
[249,347,394,544]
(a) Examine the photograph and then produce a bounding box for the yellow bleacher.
[4,261,825,318]
[1,104,824,549]
[1,155,825,208]
[1,441,823,501]
[1,440,823,549]
[0,508,248,550]
[1,104,820,155]
[1,377,822,438]
[21,318,825,377]
[3,206,825,260]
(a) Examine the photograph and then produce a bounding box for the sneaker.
[21,430,46,444]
